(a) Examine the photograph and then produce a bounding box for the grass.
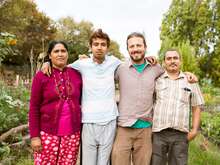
[9,134,220,165]
[16,158,33,165]
[189,133,220,165]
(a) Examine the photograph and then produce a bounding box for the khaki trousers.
[111,126,152,165]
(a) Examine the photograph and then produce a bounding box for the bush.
[201,79,220,105]
[0,81,29,134]
[189,134,220,165]
[201,111,220,145]
[0,80,30,162]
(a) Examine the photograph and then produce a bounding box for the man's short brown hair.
[126,32,147,49]
[89,29,111,48]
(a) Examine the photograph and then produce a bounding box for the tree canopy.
[0,32,18,66]
[55,17,124,62]
[0,0,56,65]
[0,0,123,74]
[160,0,220,86]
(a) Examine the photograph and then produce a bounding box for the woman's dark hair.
[47,40,68,55]
[45,40,68,62]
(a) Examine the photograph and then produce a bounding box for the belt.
[163,128,182,133]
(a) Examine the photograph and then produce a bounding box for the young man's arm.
[41,62,51,76]
[114,65,121,105]
[68,59,81,71]
[41,58,82,76]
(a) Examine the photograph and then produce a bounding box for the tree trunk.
[30,46,34,79]
[0,124,28,142]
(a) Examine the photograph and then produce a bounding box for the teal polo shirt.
[131,61,152,129]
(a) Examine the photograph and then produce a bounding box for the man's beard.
[130,54,145,63]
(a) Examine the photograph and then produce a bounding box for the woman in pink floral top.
[29,41,82,165]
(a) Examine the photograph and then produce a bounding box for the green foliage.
[55,17,123,62]
[0,81,29,134]
[160,0,220,86]
[0,1,123,68]
[209,45,220,86]
[55,17,93,62]
[201,111,220,145]
[159,37,174,62]
[159,38,200,75]
[201,80,220,105]
[16,158,33,165]
[0,80,30,162]
[109,40,124,60]
[0,143,32,164]
[0,0,56,65]
[189,134,220,165]
[178,41,200,75]
[0,143,10,160]
[0,32,18,65]
[189,110,220,164]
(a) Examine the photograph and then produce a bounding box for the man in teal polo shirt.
[111,32,164,165]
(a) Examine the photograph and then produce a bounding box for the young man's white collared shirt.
[69,55,121,123]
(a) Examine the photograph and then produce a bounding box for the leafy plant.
[201,80,220,105]
[201,111,220,144]
[0,32,18,65]
[0,80,30,162]
[0,80,29,134]
[189,134,220,165]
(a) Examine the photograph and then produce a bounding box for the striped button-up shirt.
[152,71,204,133]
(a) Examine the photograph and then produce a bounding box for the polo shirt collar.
[128,59,149,68]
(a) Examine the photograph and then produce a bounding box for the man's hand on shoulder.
[184,72,198,83]
[78,54,89,60]
[145,56,157,65]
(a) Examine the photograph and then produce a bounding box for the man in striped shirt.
[151,49,204,165]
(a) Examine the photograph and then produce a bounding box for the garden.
[0,79,220,164]
[1,0,220,164]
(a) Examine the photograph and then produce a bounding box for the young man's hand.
[78,54,89,60]
[31,137,42,152]
[41,62,51,76]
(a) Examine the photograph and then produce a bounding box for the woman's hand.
[31,137,42,152]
